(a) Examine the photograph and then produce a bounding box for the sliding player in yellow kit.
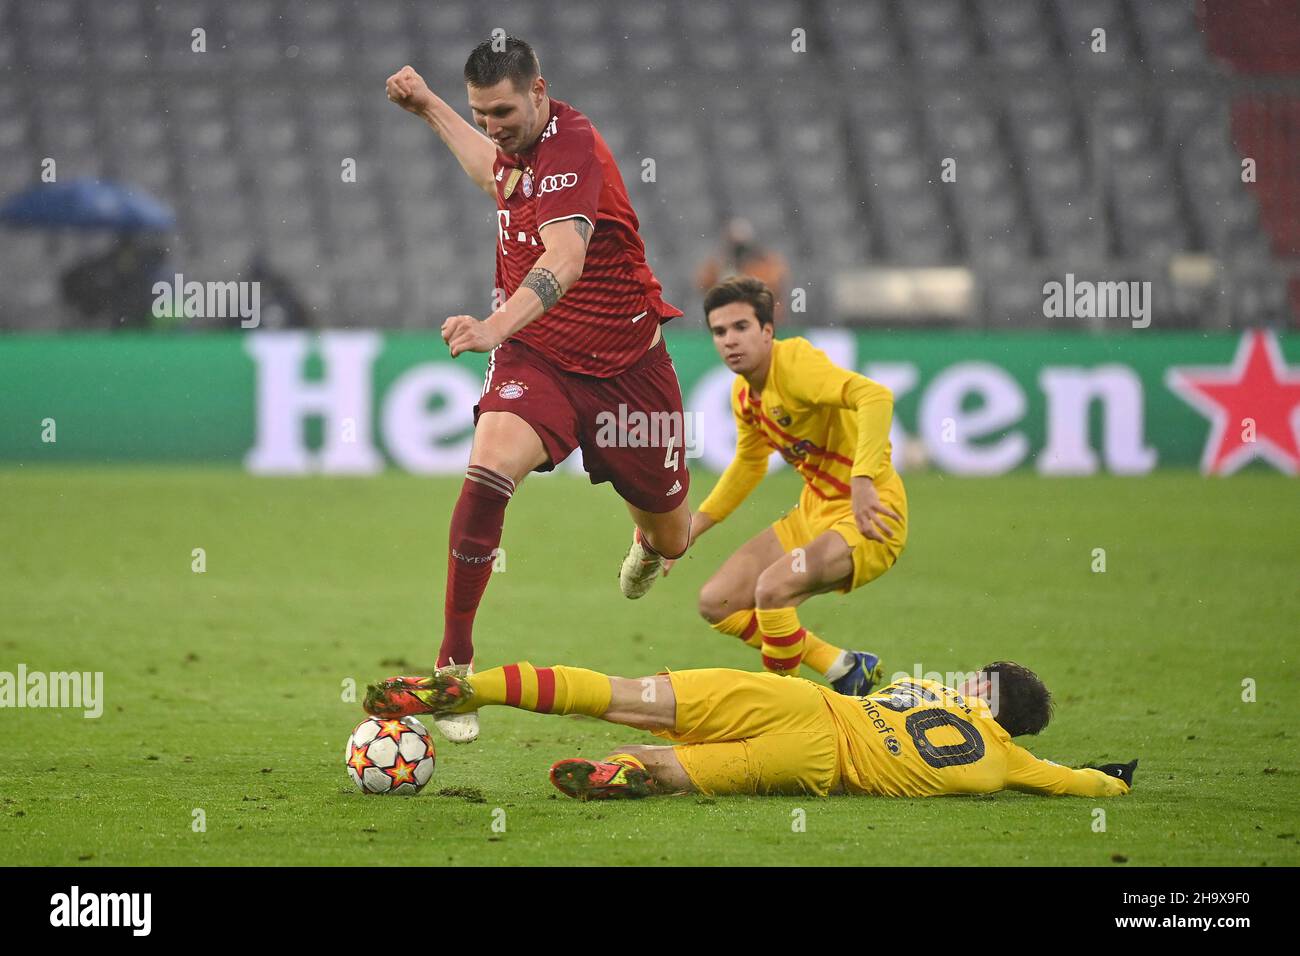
[364,661,1137,799]
[663,277,907,696]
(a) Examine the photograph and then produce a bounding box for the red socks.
[438,465,514,668]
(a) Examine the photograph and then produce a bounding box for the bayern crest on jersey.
[522,172,533,197]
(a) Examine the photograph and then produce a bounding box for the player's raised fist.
[386,65,434,115]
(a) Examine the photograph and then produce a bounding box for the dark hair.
[703,276,775,328]
[981,661,1054,737]
[463,36,540,91]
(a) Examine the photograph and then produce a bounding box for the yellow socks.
[756,607,806,674]
[716,607,847,678]
[463,663,612,716]
[802,633,846,676]
[710,609,762,648]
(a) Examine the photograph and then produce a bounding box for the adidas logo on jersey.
[666,480,682,496]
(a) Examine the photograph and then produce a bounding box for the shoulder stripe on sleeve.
[538,214,597,231]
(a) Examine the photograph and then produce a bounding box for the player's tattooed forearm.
[523,266,563,311]
[572,218,593,248]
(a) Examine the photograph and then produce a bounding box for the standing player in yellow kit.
[364,660,1138,800]
[664,277,908,695]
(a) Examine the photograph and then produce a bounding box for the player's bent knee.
[754,566,800,609]
[697,584,733,623]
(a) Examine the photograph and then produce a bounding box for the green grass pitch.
[1,467,1296,867]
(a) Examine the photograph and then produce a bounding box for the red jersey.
[491,98,681,378]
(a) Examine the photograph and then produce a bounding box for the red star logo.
[1166,330,1300,475]
[375,719,407,742]
[347,743,373,775]
[384,754,418,786]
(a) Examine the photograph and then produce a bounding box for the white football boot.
[619,528,664,599]
[433,661,479,743]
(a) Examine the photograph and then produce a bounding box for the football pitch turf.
[2,467,1296,867]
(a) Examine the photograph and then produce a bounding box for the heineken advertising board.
[2,329,1296,476]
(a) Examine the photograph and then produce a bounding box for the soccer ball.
[345,716,436,795]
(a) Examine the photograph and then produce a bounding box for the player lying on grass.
[365,662,1137,800]
[662,277,907,696]
[384,38,691,742]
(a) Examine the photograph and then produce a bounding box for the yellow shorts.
[771,470,908,593]
[652,669,841,796]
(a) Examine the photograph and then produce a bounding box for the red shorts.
[474,337,690,513]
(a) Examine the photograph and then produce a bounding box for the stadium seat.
[2,0,1283,330]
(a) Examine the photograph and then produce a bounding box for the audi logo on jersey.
[537,172,578,194]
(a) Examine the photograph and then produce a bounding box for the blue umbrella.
[0,177,175,231]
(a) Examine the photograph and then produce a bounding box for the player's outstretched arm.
[690,393,771,527]
[385,64,496,197]
[1005,745,1136,797]
[1083,759,1139,788]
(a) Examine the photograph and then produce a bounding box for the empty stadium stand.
[0,0,1294,330]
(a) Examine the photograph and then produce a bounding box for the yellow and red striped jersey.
[698,336,896,522]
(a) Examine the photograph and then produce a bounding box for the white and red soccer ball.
[345,716,436,795]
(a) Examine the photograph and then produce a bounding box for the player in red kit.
[379,37,692,742]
